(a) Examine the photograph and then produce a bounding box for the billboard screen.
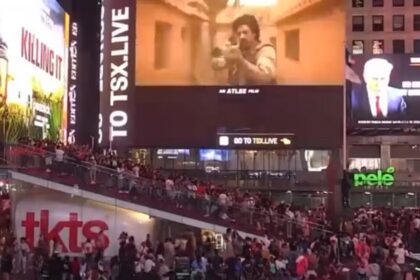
[348,54,420,127]
[99,0,345,148]
[0,0,69,142]
[135,0,345,86]
[133,85,343,149]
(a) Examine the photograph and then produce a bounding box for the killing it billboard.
[0,0,70,142]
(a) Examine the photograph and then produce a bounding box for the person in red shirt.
[296,250,309,278]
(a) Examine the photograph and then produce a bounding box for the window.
[393,40,405,53]
[352,0,364,7]
[414,40,420,53]
[393,15,405,31]
[414,15,420,31]
[154,21,172,69]
[372,0,383,6]
[352,40,364,54]
[393,0,404,6]
[285,29,299,61]
[372,15,384,31]
[352,16,364,32]
[415,0,420,6]
[372,40,384,54]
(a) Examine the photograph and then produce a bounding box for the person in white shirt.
[14,238,30,274]
[55,146,64,162]
[144,256,156,273]
[218,193,229,220]
[394,243,408,265]
[55,145,65,173]
[413,215,420,231]
[158,257,171,280]
[165,178,175,199]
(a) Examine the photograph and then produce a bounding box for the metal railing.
[5,143,334,238]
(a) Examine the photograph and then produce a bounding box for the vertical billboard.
[67,20,78,144]
[99,0,136,147]
[0,0,69,142]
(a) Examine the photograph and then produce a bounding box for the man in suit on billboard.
[351,58,407,119]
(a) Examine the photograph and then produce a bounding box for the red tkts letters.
[22,210,109,253]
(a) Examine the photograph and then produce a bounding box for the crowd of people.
[3,139,420,279]
[3,207,420,280]
[11,139,332,235]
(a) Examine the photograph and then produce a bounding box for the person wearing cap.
[351,57,407,119]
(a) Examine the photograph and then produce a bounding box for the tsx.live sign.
[353,166,395,187]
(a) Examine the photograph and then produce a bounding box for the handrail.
[5,143,335,235]
[7,143,153,182]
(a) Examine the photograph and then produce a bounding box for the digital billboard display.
[133,85,343,149]
[0,0,69,142]
[348,54,420,127]
[99,0,345,148]
[135,0,344,87]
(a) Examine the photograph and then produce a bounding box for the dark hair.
[232,14,260,41]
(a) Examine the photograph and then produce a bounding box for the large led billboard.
[348,54,420,127]
[135,0,345,86]
[0,0,69,142]
[99,0,345,148]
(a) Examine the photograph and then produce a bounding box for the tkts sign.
[21,210,109,253]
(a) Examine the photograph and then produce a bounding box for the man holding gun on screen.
[211,14,277,85]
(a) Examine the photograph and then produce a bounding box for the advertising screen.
[99,0,345,148]
[199,149,229,161]
[135,0,345,86]
[0,0,69,142]
[348,54,420,127]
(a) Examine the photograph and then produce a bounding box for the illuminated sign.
[68,22,78,144]
[0,0,68,142]
[218,88,260,95]
[22,210,109,252]
[99,0,135,146]
[218,134,293,148]
[353,166,395,187]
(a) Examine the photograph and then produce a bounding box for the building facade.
[347,0,420,54]
[346,0,420,206]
